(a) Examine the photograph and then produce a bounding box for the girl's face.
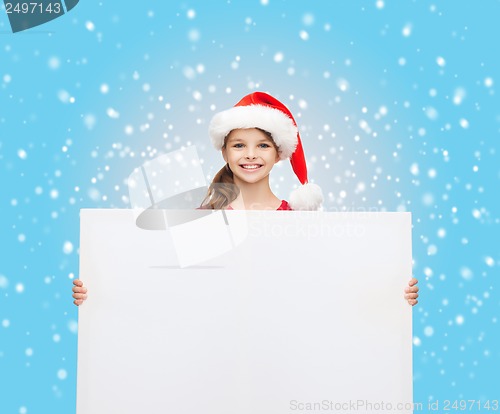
[222,128,280,185]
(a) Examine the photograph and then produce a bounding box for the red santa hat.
[209,91,323,211]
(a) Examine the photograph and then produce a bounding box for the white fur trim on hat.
[289,182,323,211]
[209,105,298,160]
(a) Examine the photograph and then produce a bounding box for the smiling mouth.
[240,164,263,170]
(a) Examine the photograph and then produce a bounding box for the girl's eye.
[259,144,270,148]
[233,143,244,148]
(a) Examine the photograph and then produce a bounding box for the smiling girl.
[73,91,419,305]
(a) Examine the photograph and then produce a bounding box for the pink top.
[226,200,293,211]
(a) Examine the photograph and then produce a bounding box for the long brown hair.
[200,128,277,210]
[199,163,238,210]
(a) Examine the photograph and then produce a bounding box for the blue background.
[0,0,499,413]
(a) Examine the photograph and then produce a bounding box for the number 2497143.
[5,2,62,14]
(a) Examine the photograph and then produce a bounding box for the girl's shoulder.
[199,200,293,210]
[278,200,293,211]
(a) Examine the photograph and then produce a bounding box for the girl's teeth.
[242,165,260,169]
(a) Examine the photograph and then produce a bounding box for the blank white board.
[77,209,413,414]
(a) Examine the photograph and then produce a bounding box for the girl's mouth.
[240,164,263,170]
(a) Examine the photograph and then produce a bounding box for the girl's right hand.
[72,279,88,306]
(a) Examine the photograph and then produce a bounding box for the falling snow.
[436,56,446,67]
[1,1,499,412]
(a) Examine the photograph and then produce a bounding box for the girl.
[199,91,323,211]
[73,91,419,305]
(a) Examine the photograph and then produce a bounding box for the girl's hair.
[200,128,277,210]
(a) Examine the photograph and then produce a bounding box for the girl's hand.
[404,277,419,306]
[72,279,88,306]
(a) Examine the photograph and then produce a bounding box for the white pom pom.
[289,183,323,211]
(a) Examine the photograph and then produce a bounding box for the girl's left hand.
[405,277,419,306]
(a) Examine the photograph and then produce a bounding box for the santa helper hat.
[209,91,323,211]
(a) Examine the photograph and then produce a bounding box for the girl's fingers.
[404,293,419,300]
[72,280,87,306]
[72,293,88,300]
[404,286,419,293]
[408,277,418,286]
[408,299,418,306]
